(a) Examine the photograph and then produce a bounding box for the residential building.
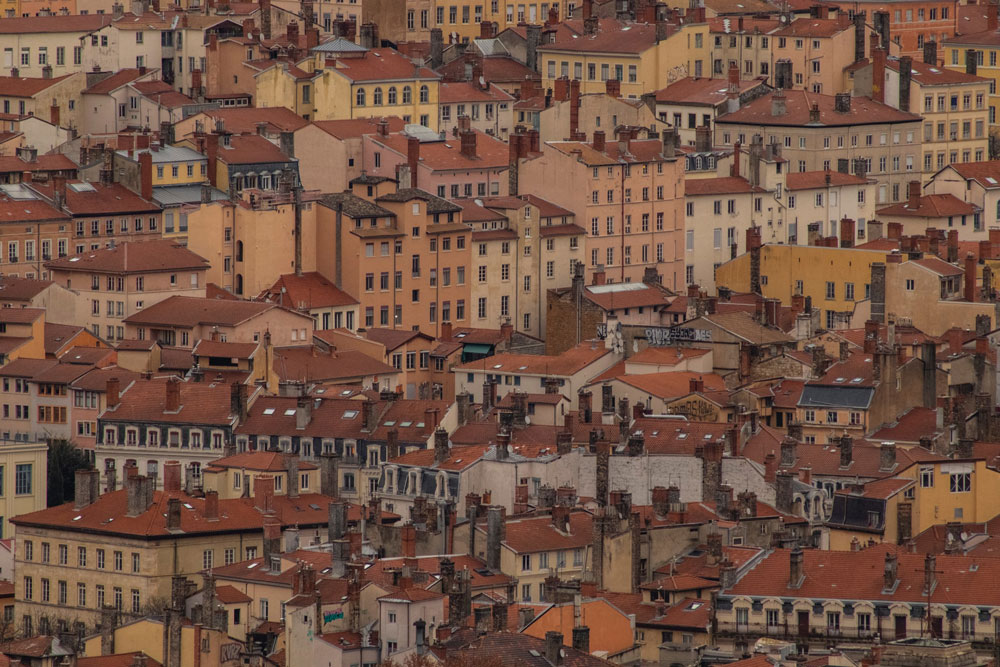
[539,77,671,143]
[79,68,164,135]
[10,466,334,632]
[0,15,111,78]
[708,16,780,81]
[944,23,1000,126]
[293,117,406,194]
[25,176,164,262]
[454,340,619,409]
[439,80,515,138]
[714,90,923,206]
[45,240,209,344]
[783,171,877,246]
[259,272,359,332]
[123,295,315,348]
[537,16,710,99]
[771,14,868,95]
[517,130,685,286]
[0,185,72,279]
[0,438,47,539]
[363,122,510,199]
[652,72,769,146]
[0,73,83,132]
[875,181,980,238]
[255,47,440,128]
[926,161,1000,228]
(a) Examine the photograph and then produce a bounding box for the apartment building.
[45,240,209,343]
[0,15,111,78]
[783,170,877,244]
[458,194,583,340]
[123,295,314,348]
[861,0,962,58]
[926,161,1000,229]
[10,467,330,633]
[255,48,440,128]
[715,90,923,205]
[363,122,510,199]
[294,117,407,194]
[518,130,685,287]
[537,16,710,98]
[653,71,769,146]
[0,186,72,279]
[771,13,867,95]
[0,73,82,131]
[944,19,1000,125]
[422,0,574,43]
[25,176,163,262]
[439,81,515,138]
[0,438,46,539]
[708,16,779,81]
[259,272,359,332]
[319,184,470,338]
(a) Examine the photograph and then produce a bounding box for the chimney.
[254,475,275,513]
[545,632,563,665]
[780,435,797,466]
[592,130,605,152]
[328,500,347,541]
[126,475,152,517]
[460,130,477,158]
[966,252,977,302]
[165,378,181,412]
[880,441,896,471]
[434,426,449,462]
[106,377,121,409]
[771,90,787,116]
[407,136,420,189]
[872,47,886,103]
[839,435,853,467]
[899,56,912,111]
[990,0,1000,32]
[788,547,804,588]
[572,626,590,653]
[166,497,182,530]
[834,92,851,113]
[695,125,711,153]
[854,10,866,62]
[285,452,300,499]
[138,151,153,202]
[486,506,505,570]
[924,40,938,65]
[204,490,219,521]
[967,48,978,75]
[74,469,100,509]
[605,78,620,98]
[163,460,182,492]
[884,552,898,589]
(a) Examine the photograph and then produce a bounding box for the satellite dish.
[524,416,531,425]
[479,75,487,87]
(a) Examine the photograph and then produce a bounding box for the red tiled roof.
[326,49,438,82]
[945,161,1000,188]
[869,407,941,443]
[655,76,766,106]
[0,74,75,97]
[102,376,236,425]
[877,193,977,218]
[912,255,964,276]
[584,284,673,310]
[628,346,711,365]
[84,68,153,95]
[611,371,727,401]
[538,18,667,54]
[0,153,76,174]
[202,107,310,134]
[28,180,159,216]
[886,58,989,85]
[437,55,538,83]
[124,296,296,328]
[309,116,407,139]
[726,544,1000,605]
[215,584,253,604]
[774,17,850,37]
[45,239,208,273]
[260,272,358,309]
[217,134,292,165]
[454,342,610,375]
[192,339,258,359]
[685,176,762,195]
[363,327,431,351]
[0,195,69,223]
[271,346,395,382]
[390,444,490,472]
[439,81,514,104]
[486,511,593,553]
[717,90,921,127]
[0,14,111,33]
[785,170,868,190]
[207,451,317,472]
[370,130,509,170]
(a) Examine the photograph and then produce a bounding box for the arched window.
[356,88,366,106]
[235,240,243,261]
[402,85,412,104]
[388,86,397,104]
[373,87,383,105]
[419,85,429,103]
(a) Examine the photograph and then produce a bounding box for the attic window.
[263,408,276,415]
[343,410,359,419]
[851,377,863,383]
[833,377,845,383]
[677,433,687,439]
[400,421,412,427]
[340,390,353,396]
[384,421,396,427]
[247,562,259,569]
[519,366,528,370]
[72,515,82,521]
[416,422,425,428]
[284,409,296,416]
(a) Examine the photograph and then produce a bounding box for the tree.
[47,439,91,507]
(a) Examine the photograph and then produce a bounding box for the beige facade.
[0,439,46,539]
[518,136,685,288]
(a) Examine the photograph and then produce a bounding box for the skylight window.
[284,409,296,416]
[263,408,276,415]
[343,410,359,419]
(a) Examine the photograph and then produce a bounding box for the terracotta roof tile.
[102,376,236,425]
[45,239,208,273]
[0,14,110,33]
[483,511,593,553]
[877,193,977,218]
[370,130,509,170]
[685,176,763,195]
[271,346,395,383]
[309,116,407,139]
[785,170,868,190]
[0,74,76,97]
[201,107,309,134]
[717,90,921,127]
[454,342,611,375]
[84,68,153,95]
[325,49,438,82]
[217,133,292,165]
[655,76,767,106]
[439,81,514,103]
[260,272,358,309]
[28,181,159,216]
[438,56,537,83]
[124,296,297,328]
[538,18,667,54]
[774,17,850,37]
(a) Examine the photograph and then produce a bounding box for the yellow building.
[715,244,892,330]
[116,145,208,188]
[82,616,234,667]
[943,34,1000,131]
[885,58,991,174]
[201,451,320,501]
[0,438,47,539]
[538,17,710,98]
[10,466,333,632]
[255,49,440,129]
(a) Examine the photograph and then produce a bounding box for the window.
[766,609,779,628]
[97,549,105,569]
[14,464,30,495]
[827,612,840,631]
[950,472,971,493]
[522,554,531,571]
[132,552,140,573]
[114,551,123,571]
[736,607,749,625]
